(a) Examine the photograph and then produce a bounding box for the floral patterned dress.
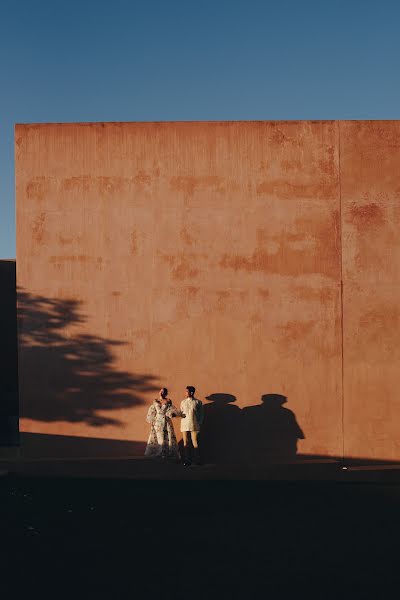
[145,399,182,459]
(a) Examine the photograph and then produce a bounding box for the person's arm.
[166,403,182,418]
[179,400,186,418]
[146,404,156,424]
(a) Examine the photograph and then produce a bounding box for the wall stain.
[250,313,263,325]
[292,285,335,303]
[60,174,157,195]
[355,306,400,361]
[58,234,82,246]
[98,176,124,195]
[217,290,230,310]
[220,211,340,279]
[62,176,91,192]
[170,175,224,197]
[269,127,298,146]
[159,253,199,280]
[281,158,303,172]
[26,177,50,201]
[256,180,337,200]
[130,231,138,256]
[348,203,386,231]
[359,306,400,334]
[186,286,199,296]
[257,288,270,299]
[278,320,317,343]
[32,213,46,243]
[49,255,103,265]
[133,171,152,186]
[180,227,193,245]
[318,145,337,177]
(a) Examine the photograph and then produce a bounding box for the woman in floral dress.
[145,388,183,460]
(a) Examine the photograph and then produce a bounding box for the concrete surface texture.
[14,120,398,463]
[341,121,400,461]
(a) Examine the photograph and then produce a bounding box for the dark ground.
[2,472,400,599]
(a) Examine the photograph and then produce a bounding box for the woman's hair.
[161,387,168,396]
[186,386,195,395]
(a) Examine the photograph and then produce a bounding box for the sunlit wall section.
[341,121,400,461]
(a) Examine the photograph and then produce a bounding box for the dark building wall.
[0,259,19,445]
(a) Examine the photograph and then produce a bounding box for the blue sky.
[1,0,400,257]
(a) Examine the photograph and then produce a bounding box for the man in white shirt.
[180,386,204,466]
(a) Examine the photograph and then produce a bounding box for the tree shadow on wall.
[18,288,159,426]
[202,392,305,464]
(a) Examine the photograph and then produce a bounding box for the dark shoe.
[193,448,201,466]
[183,446,191,466]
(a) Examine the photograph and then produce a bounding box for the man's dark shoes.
[193,448,201,466]
[183,446,191,466]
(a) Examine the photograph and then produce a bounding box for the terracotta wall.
[15,120,396,462]
[341,121,400,461]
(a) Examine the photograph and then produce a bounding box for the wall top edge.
[14,119,400,130]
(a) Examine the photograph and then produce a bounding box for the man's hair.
[186,386,195,395]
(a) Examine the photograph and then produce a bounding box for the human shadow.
[201,393,242,464]
[242,394,305,462]
[200,392,304,465]
[18,287,159,426]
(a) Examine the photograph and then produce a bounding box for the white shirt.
[180,397,204,432]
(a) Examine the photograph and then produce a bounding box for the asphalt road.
[1,474,400,599]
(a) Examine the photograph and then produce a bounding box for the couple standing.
[145,385,204,466]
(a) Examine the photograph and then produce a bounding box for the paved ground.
[2,463,400,598]
[3,454,400,481]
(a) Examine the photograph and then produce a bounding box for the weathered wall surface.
[16,121,344,461]
[341,121,400,461]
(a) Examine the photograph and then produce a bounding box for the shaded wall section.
[341,121,400,461]
[0,259,19,445]
[15,121,343,460]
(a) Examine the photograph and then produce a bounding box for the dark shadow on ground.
[18,288,159,426]
[19,432,146,459]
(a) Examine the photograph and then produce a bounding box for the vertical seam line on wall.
[338,120,345,463]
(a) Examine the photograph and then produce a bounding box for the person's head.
[186,386,195,398]
[159,387,168,399]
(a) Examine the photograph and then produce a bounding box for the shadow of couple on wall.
[201,393,305,464]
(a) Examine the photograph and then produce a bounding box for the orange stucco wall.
[341,121,400,461]
[15,120,396,463]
